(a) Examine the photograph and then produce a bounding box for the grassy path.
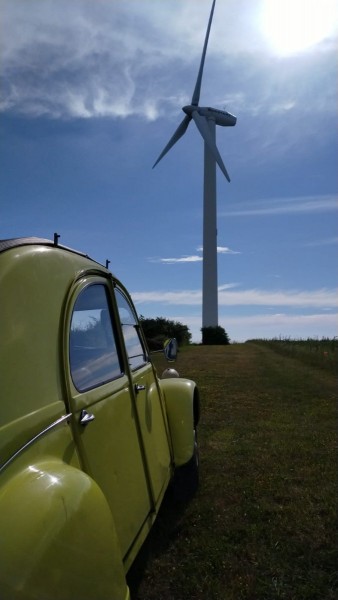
[129,344,337,600]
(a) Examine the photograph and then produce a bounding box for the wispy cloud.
[221,312,338,342]
[217,287,338,308]
[172,311,338,330]
[224,313,338,328]
[198,245,241,255]
[220,195,338,218]
[152,245,240,264]
[304,236,338,247]
[174,312,338,342]
[157,255,202,264]
[218,283,240,291]
[1,1,337,121]
[132,286,338,308]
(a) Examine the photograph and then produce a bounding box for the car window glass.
[115,288,147,370]
[70,284,122,391]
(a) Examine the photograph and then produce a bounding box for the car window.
[115,288,148,371]
[69,284,122,391]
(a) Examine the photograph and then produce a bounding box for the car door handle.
[79,409,95,426]
[135,384,146,394]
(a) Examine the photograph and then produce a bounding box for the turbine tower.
[153,0,237,332]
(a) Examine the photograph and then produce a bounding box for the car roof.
[0,236,90,260]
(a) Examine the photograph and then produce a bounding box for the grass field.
[248,337,337,374]
[127,342,337,600]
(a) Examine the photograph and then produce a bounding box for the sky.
[1,0,337,342]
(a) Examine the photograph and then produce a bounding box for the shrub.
[201,325,230,345]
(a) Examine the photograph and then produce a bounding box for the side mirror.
[163,338,178,362]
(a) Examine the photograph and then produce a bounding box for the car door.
[115,287,172,503]
[66,278,151,560]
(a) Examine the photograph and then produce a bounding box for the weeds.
[248,337,337,374]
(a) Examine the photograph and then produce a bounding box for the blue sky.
[1,0,337,342]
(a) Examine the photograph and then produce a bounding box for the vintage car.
[0,236,200,600]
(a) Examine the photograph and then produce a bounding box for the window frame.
[114,286,149,372]
[69,282,124,392]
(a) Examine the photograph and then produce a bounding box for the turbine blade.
[153,115,191,168]
[191,0,216,107]
[192,111,231,182]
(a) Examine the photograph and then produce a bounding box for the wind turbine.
[153,0,236,333]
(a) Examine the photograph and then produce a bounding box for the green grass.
[128,343,337,600]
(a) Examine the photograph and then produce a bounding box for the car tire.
[172,430,199,502]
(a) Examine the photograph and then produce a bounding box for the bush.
[201,326,230,345]
[139,316,192,347]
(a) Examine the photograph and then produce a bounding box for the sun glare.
[260,0,337,56]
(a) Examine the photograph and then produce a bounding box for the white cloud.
[217,283,239,291]
[197,245,241,255]
[154,245,240,264]
[220,195,338,218]
[217,246,240,254]
[1,0,337,120]
[218,288,338,308]
[158,255,202,264]
[132,286,338,308]
[222,312,338,342]
[147,311,338,342]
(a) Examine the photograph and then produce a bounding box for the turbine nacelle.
[153,0,236,182]
[182,105,237,127]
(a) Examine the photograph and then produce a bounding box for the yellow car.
[0,236,200,600]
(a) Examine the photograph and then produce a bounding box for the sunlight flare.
[260,0,337,55]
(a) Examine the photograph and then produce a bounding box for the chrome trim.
[0,413,72,474]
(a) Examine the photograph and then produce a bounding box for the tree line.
[139,316,230,347]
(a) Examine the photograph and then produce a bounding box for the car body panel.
[0,238,199,599]
[132,365,172,500]
[0,418,130,600]
[160,378,199,466]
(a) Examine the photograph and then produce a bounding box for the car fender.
[159,378,200,467]
[0,460,130,600]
